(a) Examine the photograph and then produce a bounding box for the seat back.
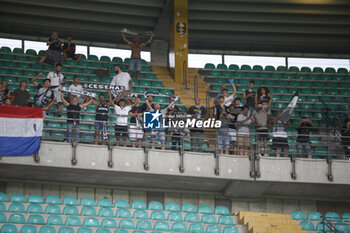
[154,221,170,231]
[182,203,197,213]
[148,201,163,210]
[198,205,213,214]
[10,193,26,202]
[9,214,26,224]
[80,198,96,207]
[81,206,97,216]
[136,220,152,230]
[99,208,114,217]
[28,215,45,225]
[97,198,113,208]
[115,200,130,209]
[39,226,56,233]
[165,202,180,212]
[45,205,61,214]
[28,194,44,204]
[27,204,43,213]
[101,218,118,228]
[172,222,187,232]
[65,216,81,226]
[20,225,37,233]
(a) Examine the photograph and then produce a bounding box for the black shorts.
[115,125,128,137]
[272,137,289,149]
[256,129,269,141]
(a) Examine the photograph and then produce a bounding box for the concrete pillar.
[151,40,169,67]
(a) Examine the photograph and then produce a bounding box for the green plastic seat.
[28,194,44,204]
[88,55,98,61]
[25,49,37,56]
[185,213,200,223]
[217,64,227,69]
[182,203,197,213]
[316,222,330,231]
[234,71,245,78]
[295,74,306,80]
[65,216,81,226]
[81,206,97,216]
[167,212,183,221]
[291,210,306,220]
[39,226,55,233]
[154,222,170,231]
[228,64,239,70]
[77,228,93,233]
[0,46,11,52]
[259,73,271,78]
[141,66,152,72]
[20,225,37,233]
[18,63,30,69]
[300,89,313,95]
[97,208,113,217]
[45,205,61,214]
[96,199,112,208]
[313,67,323,73]
[1,224,18,233]
[27,204,43,213]
[3,54,15,60]
[206,225,221,233]
[134,210,149,219]
[150,211,166,220]
[100,56,111,62]
[325,212,341,222]
[148,201,163,210]
[101,218,117,228]
[209,70,221,76]
[10,193,26,202]
[327,89,338,95]
[308,211,322,221]
[247,72,258,78]
[218,216,235,225]
[116,209,131,218]
[58,227,74,233]
[335,223,350,231]
[171,222,187,232]
[300,67,311,73]
[5,61,17,67]
[214,78,226,84]
[152,81,164,87]
[114,200,129,209]
[165,202,180,212]
[63,196,78,205]
[202,214,217,224]
[83,68,93,74]
[13,48,24,54]
[9,214,26,223]
[198,205,213,214]
[63,206,79,215]
[204,63,215,69]
[275,88,288,94]
[320,74,331,80]
[307,96,319,102]
[223,226,238,233]
[241,65,251,70]
[45,195,61,204]
[271,73,283,79]
[0,192,7,202]
[189,223,204,233]
[47,216,63,225]
[264,65,275,71]
[288,66,299,72]
[28,215,45,225]
[83,217,99,227]
[0,202,6,212]
[80,198,96,207]
[276,66,287,72]
[112,57,123,63]
[222,71,234,77]
[300,221,315,230]
[153,96,167,103]
[139,80,151,86]
[325,67,336,73]
[283,73,294,79]
[252,65,263,71]
[119,219,135,229]
[337,68,348,74]
[10,69,23,75]
[90,62,102,68]
[327,82,338,88]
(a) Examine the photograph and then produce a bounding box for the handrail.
[194,75,198,99]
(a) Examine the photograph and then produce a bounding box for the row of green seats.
[204,63,349,74]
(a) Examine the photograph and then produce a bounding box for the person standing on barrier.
[253,103,270,157]
[271,112,290,157]
[93,94,111,145]
[296,116,313,159]
[242,80,256,116]
[236,106,253,156]
[129,96,144,148]
[110,92,131,147]
[61,93,93,145]
[338,118,350,160]
[187,98,207,152]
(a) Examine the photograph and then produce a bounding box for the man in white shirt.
[47,63,65,117]
[69,76,86,104]
[110,65,132,92]
[236,106,253,156]
[110,93,131,147]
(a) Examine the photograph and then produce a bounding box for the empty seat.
[342,213,350,222]
[148,201,163,210]
[198,205,213,214]
[28,215,45,225]
[45,205,61,214]
[335,223,350,231]
[204,63,215,69]
[0,202,7,211]
[20,225,37,233]
[308,211,322,221]
[218,216,234,225]
[97,199,113,208]
[189,223,204,233]
[202,214,217,224]
[77,228,93,233]
[133,210,149,219]
[167,212,183,221]
[10,193,26,202]
[154,222,170,231]
[80,197,96,207]
[83,217,99,227]
[209,71,221,76]
[65,216,81,226]
[325,212,341,222]
[217,64,227,70]
[28,194,44,204]
[223,226,238,233]
[9,203,25,212]
[214,206,230,215]
[136,220,152,230]
[0,212,6,223]
[313,67,323,73]
[300,221,315,230]
[119,219,135,229]
[206,225,221,233]
[81,206,97,216]
[99,208,114,217]
[150,211,166,220]
[316,222,330,231]
[182,203,197,213]
[116,208,131,218]
[172,222,187,233]
[1,224,18,233]
[27,204,43,213]
[0,192,8,201]
[131,200,147,210]
[96,230,110,233]
[58,227,74,233]
[63,206,79,215]
[9,214,26,224]
[47,216,63,225]
[291,210,306,220]
[185,213,200,223]
[165,202,180,212]
[101,218,117,228]
[39,226,55,233]
[63,196,79,205]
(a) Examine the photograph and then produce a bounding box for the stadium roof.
[1,0,350,55]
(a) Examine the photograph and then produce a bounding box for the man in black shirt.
[141,94,155,112]
[11,80,29,107]
[187,98,207,152]
[338,118,350,159]
[39,32,63,66]
[92,94,111,145]
[296,117,314,158]
[32,73,54,111]
[129,96,144,148]
[227,99,242,154]
[242,80,256,116]
[63,35,83,63]
[214,95,225,120]
[61,93,92,145]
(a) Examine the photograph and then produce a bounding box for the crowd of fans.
[1,32,349,159]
